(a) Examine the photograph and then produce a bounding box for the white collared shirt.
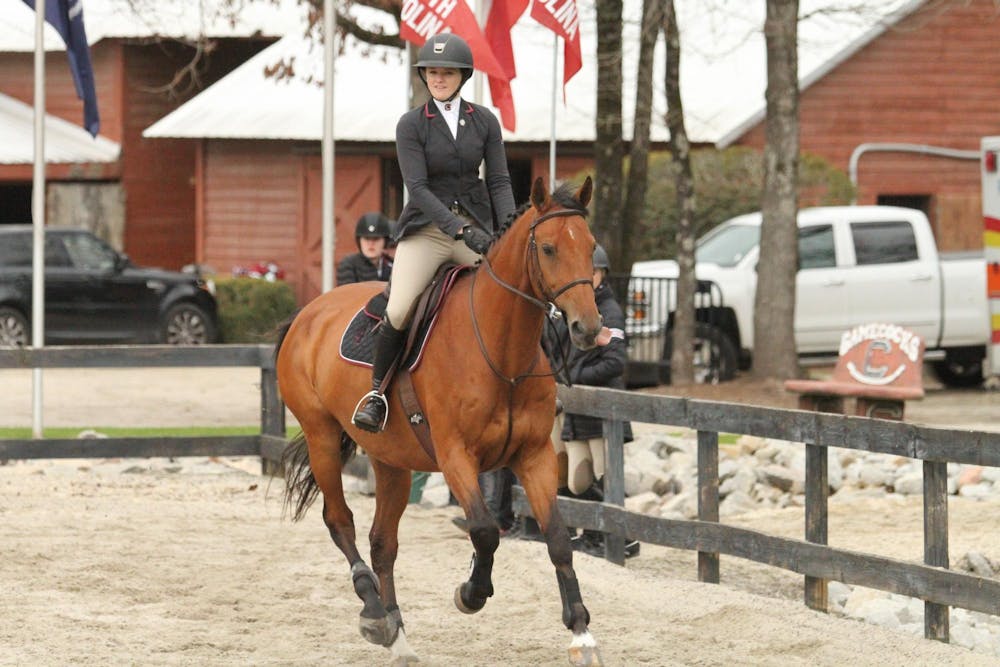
[433,97,461,139]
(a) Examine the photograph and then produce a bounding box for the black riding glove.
[460,225,492,255]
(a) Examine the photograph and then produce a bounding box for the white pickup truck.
[629,205,990,387]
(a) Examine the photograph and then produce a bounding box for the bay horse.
[275,177,604,666]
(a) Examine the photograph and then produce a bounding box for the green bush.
[214,277,298,343]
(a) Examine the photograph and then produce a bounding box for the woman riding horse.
[277,175,606,666]
[352,32,515,433]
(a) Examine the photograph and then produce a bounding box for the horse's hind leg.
[293,417,400,651]
[367,460,419,664]
[512,444,602,667]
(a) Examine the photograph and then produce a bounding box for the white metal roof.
[142,0,917,145]
[0,92,120,164]
[0,0,305,51]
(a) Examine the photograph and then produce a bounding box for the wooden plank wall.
[735,0,1000,251]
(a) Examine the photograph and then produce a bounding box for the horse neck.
[474,217,546,364]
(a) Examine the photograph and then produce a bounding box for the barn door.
[300,154,384,304]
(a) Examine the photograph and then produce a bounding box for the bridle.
[469,206,595,461]
[480,208,594,321]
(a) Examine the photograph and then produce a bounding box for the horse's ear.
[576,176,593,207]
[530,177,549,210]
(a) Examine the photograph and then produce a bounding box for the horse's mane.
[496,182,590,239]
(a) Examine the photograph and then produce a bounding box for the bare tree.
[753,0,801,381]
[662,0,697,385]
[593,0,625,256]
[620,0,664,274]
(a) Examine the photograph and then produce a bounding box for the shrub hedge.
[214,277,298,344]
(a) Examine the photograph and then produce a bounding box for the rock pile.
[622,428,1000,657]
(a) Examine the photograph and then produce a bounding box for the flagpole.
[548,33,557,188]
[31,0,47,439]
[322,0,336,293]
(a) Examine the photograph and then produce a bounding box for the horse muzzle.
[568,315,604,350]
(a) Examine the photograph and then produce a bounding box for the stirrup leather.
[352,390,390,432]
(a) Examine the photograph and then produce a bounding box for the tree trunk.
[593,0,624,255]
[620,0,663,274]
[408,43,429,109]
[753,0,801,381]
[662,0,696,385]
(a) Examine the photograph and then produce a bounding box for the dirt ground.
[1,367,999,665]
[1,457,997,667]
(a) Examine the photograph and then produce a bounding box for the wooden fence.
[3,346,999,645]
[513,384,1000,645]
[0,345,286,467]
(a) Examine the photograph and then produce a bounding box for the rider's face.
[425,67,462,101]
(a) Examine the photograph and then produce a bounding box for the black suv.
[0,225,218,346]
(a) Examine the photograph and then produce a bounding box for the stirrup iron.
[352,390,390,432]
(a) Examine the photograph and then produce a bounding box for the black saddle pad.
[338,292,436,371]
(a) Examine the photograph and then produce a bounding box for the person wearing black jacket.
[352,32,515,433]
[543,244,637,557]
[336,212,394,286]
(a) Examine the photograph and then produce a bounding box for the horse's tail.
[281,432,319,522]
[281,430,358,522]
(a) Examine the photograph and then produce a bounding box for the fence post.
[259,345,285,476]
[804,442,829,611]
[697,429,720,583]
[603,417,626,565]
[923,459,950,641]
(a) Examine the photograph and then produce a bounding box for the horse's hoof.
[453,582,488,614]
[568,631,602,667]
[359,613,399,647]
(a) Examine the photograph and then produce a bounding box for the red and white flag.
[399,0,507,81]
[530,0,582,91]
[484,0,528,131]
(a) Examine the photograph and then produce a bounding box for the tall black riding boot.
[352,320,406,433]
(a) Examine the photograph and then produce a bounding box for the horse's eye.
[541,244,555,257]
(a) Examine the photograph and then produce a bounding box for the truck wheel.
[660,322,739,385]
[0,307,29,347]
[931,351,984,388]
[161,303,216,345]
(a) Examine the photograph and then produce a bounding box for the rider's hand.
[460,225,492,255]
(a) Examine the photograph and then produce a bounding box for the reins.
[469,207,593,461]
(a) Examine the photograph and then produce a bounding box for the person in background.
[336,212,394,286]
[351,32,515,433]
[544,244,638,558]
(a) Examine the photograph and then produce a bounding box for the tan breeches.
[551,413,606,495]
[385,224,481,329]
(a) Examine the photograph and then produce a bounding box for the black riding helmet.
[593,244,611,272]
[415,33,474,94]
[354,212,393,251]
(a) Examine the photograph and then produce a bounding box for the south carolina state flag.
[22,0,100,137]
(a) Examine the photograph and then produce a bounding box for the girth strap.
[397,369,437,464]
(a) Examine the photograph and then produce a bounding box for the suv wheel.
[162,303,216,345]
[0,307,29,347]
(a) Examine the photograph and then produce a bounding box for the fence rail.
[511,384,1000,645]
[0,345,285,463]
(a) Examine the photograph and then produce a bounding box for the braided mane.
[496,181,590,238]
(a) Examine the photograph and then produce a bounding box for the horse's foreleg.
[513,443,602,667]
[366,459,418,663]
[440,454,500,614]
